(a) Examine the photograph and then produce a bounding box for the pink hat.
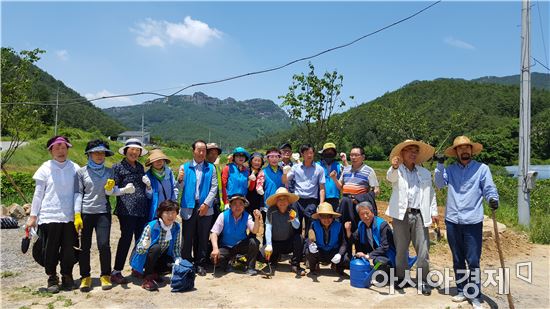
[47,136,72,150]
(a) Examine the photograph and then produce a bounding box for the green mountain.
[104,92,291,150]
[1,47,126,137]
[471,72,550,90]
[252,78,550,165]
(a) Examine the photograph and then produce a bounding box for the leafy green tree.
[279,63,352,150]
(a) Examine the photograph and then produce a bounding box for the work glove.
[74,212,83,232]
[435,154,446,164]
[265,245,273,261]
[288,209,297,221]
[248,173,256,182]
[291,153,300,162]
[256,187,264,195]
[331,253,342,264]
[142,175,151,188]
[283,165,292,175]
[308,242,318,254]
[120,183,136,195]
[104,178,115,192]
[489,198,499,210]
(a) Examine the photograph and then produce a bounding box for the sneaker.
[47,275,60,294]
[196,266,207,276]
[110,272,129,285]
[291,265,306,276]
[471,298,483,309]
[61,274,75,291]
[141,276,158,291]
[246,268,258,276]
[100,275,112,290]
[79,276,92,292]
[131,269,143,279]
[420,283,431,296]
[451,292,467,302]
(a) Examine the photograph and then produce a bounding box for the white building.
[117,131,151,145]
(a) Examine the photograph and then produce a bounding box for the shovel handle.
[25,226,30,238]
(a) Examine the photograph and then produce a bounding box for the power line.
[2,1,442,106]
[535,0,549,68]
[532,57,550,71]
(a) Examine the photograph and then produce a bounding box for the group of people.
[27,134,498,309]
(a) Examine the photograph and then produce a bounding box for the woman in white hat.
[143,148,178,222]
[111,138,149,285]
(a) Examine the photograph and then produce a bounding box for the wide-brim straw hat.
[312,202,341,220]
[266,187,299,207]
[389,140,435,165]
[228,194,249,207]
[444,136,483,157]
[145,149,171,167]
[118,138,148,156]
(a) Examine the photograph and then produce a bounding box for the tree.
[279,63,352,149]
[1,47,47,202]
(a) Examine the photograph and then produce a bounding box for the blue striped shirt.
[434,160,499,224]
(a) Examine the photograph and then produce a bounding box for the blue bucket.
[350,257,373,288]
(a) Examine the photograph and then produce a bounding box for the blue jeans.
[445,220,483,300]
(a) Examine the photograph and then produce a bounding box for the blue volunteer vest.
[146,167,176,221]
[317,161,342,199]
[220,210,249,248]
[180,161,214,209]
[226,163,249,197]
[358,217,397,266]
[262,166,284,207]
[130,219,181,274]
[312,220,342,252]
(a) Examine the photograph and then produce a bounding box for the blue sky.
[2,1,549,109]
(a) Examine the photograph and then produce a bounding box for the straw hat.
[389,140,435,165]
[206,143,222,155]
[318,142,337,154]
[444,136,483,157]
[266,187,299,207]
[228,194,249,207]
[145,149,171,167]
[312,202,341,219]
[118,138,148,156]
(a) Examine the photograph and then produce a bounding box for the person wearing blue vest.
[177,140,218,277]
[256,148,285,217]
[130,200,181,291]
[210,195,262,275]
[305,203,348,277]
[221,147,250,206]
[143,149,178,222]
[345,201,396,279]
[317,142,343,212]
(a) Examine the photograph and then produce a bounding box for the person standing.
[317,142,343,211]
[282,144,325,235]
[435,136,499,309]
[27,136,80,293]
[111,138,149,284]
[178,140,218,276]
[386,140,437,295]
[221,147,250,207]
[143,149,178,221]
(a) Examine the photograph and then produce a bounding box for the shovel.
[491,208,514,309]
[433,222,442,242]
[21,226,31,254]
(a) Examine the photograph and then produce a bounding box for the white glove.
[248,173,256,181]
[283,165,292,175]
[265,245,273,253]
[291,153,300,162]
[308,242,318,254]
[142,175,151,188]
[331,253,342,264]
[120,183,136,194]
[256,187,264,195]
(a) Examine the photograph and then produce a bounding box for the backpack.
[170,258,195,292]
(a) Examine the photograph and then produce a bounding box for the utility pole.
[54,86,59,135]
[518,0,531,227]
[141,113,145,143]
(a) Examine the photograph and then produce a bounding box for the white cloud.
[56,49,69,61]
[444,37,476,50]
[85,90,136,108]
[131,16,222,48]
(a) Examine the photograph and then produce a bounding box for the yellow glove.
[289,209,297,221]
[104,179,115,191]
[74,212,83,232]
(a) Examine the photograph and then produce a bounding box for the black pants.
[114,215,148,271]
[218,238,260,269]
[144,244,173,276]
[80,213,112,277]
[39,222,76,276]
[305,247,349,273]
[326,198,340,213]
[294,198,319,236]
[181,206,212,267]
[271,233,304,266]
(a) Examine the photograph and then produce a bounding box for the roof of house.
[118,131,150,136]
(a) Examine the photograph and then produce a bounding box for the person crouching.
[130,200,181,291]
[210,195,262,275]
[306,203,348,276]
